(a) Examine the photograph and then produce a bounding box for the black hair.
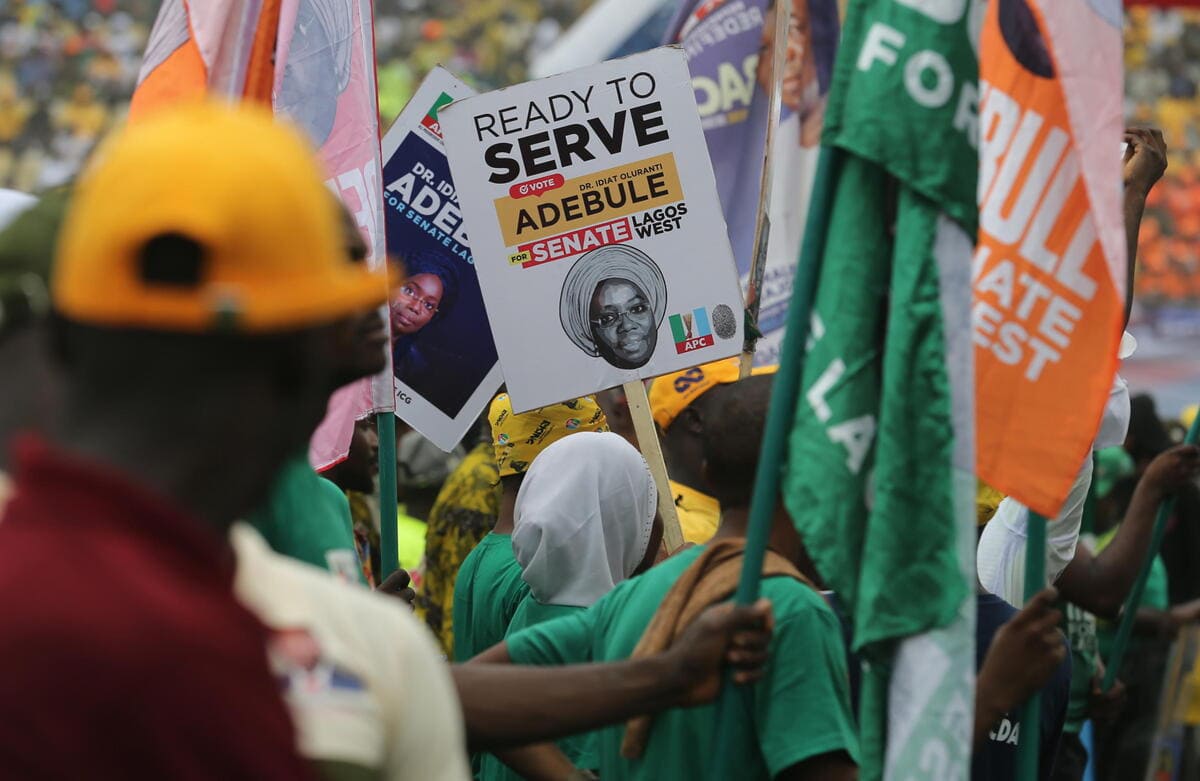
[693,373,774,508]
[1127,394,1173,465]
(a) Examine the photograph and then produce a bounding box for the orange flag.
[130,1,282,119]
[974,0,1126,517]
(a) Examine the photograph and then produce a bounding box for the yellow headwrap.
[488,393,609,478]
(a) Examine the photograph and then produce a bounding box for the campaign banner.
[666,0,839,366]
[273,0,394,470]
[440,47,744,412]
[974,0,1127,516]
[132,0,275,118]
[380,68,503,451]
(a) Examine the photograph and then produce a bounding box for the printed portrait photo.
[559,245,668,370]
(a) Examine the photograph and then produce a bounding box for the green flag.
[782,2,979,777]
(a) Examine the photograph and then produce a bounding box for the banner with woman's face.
[441,47,744,413]
[380,68,503,451]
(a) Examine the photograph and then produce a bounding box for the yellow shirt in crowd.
[670,480,720,545]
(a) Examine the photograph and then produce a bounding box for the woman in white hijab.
[478,431,661,781]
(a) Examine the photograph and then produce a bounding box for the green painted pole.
[709,146,842,781]
[377,411,400,578]
[1016,510,1048,780]
[1102,411,1200,691]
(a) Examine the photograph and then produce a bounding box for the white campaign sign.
[440,46,743,412]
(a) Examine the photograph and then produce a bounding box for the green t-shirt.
[248,453,364,584]
[479,599,598,781]
[506,546,859,780]
[451,533,530,663]
[1061,601,1098,732]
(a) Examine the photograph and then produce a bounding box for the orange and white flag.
[974,0,1126,516]
[131,0,281,117]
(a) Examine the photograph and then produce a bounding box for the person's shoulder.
[314,474,351,511]
[476,534,522,575]
[590,550,700,630]
[235,525,436,658]
[761,575,835,620]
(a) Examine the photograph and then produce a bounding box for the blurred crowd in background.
[0,0,593,194]
[1127,9,1200,328]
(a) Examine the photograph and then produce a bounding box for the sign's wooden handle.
[622,379,685,553]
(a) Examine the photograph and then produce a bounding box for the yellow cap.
[489,393,608,478]
[53,101,387,332]
[648,358,779,430]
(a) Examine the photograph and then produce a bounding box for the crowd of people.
[2,4,1200,781]
[0,2,153,192]
[0,98,1197,780]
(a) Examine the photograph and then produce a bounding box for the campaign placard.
[382,67,502,450]
[440,46,744,412]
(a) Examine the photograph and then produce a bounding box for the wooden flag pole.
[623,380,685,553]
[737,0,791,378]
[377,412,400,578]
[1016,511,1048,780]
[710,146,842,781]
[1102,411,1200,691]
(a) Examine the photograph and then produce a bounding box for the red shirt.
[0,438,312,780]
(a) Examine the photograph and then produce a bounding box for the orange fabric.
[620,539,811,759]
[128,37,207,123]
[974,2,1124,516]
[243,0,282,106]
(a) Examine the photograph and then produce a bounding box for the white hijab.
[512,432,657,608]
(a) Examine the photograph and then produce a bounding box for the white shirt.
[232,524,469,781]
[977,337,1134,605]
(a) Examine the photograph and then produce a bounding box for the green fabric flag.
[781,2,980,777]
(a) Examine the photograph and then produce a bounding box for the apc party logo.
[420,92,455,140]
[669,304,736,354]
